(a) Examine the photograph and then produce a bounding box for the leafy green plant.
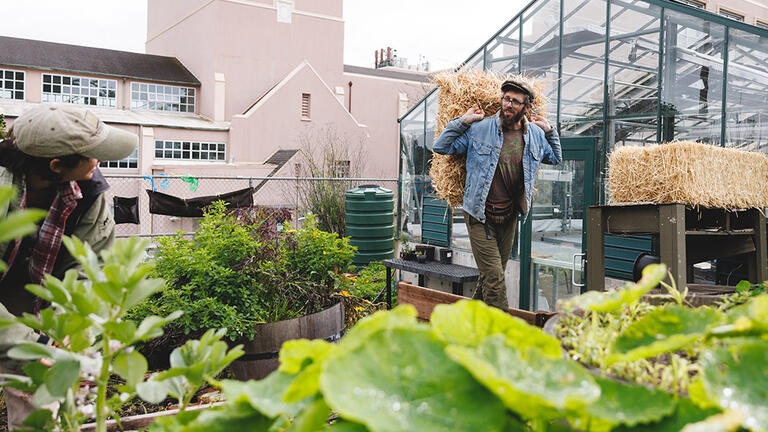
[0,186,47,272]
[336,262,386,301]
[149,292,765,432]
[0,237,242,432]
[0,114,7,139]
[285,213,356,286]
[129,204,349,358]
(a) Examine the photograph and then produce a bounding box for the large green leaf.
[113,350,148,390]
[569,375,676,431]
[430,300,561,357]
[150,400,273,432]
[613,397,721,432]
[335,305,419,354]
[564,264,667,313]
[43,359,81,398]
[445,335,599,420]
[8,342,55,360]
[279,339,334,374]
[324,421,370,431]
[288,396,331,432]
[720,294,768,334]
[680,410,747,432]
[699,339,768,431]
[607,305,723,364]
[321,326,508,432]
[135,311,184,341]
[0,207,47,243]
[221,371,307,418]
[278,339,335,403]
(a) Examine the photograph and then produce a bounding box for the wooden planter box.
[229,302,345,381]
[397,281,555,327]
[80,402,222,432]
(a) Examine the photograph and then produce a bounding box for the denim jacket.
[433,114,562,223]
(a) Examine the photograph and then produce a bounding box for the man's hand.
[531,114,553,132]
[460,106,484,125]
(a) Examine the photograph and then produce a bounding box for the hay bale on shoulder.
[429,70,549,207]
[607,141,768,209]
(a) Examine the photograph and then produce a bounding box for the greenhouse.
[398,0,768,310]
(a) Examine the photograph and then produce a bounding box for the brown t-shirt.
[486,128,526,220]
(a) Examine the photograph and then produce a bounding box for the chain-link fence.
[104,175,398,238]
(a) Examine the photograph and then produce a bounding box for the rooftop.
[0,36,200,86]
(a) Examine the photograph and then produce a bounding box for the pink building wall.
[342,71,429,176]
[229,62,367,164]
[145,0,429,178]
[147,0,345,120]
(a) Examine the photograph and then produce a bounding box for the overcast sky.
[1,0,522,71]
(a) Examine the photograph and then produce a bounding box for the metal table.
[381,258,479,309]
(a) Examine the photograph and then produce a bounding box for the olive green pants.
[464,211,518,310]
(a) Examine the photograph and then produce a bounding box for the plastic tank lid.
[346,185,394,199]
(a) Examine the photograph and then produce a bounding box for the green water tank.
[345,185,394,266]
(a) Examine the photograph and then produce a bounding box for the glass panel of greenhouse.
[398,0,768,308]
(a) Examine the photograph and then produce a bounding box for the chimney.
[387,47,391,65]
[375,50,379,68]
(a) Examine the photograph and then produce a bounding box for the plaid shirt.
[1,180,83,287]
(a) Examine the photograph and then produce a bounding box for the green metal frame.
[396,0,768,301]
[520,136,597,309]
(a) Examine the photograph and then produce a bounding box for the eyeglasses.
[501,96,526,108]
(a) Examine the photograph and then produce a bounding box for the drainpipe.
[122,78,127,110]
[347,81,353,113]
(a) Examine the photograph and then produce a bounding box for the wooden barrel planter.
[229,302,345,381]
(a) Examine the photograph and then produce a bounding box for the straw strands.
[607,141,768,209]
[429,70,549,207]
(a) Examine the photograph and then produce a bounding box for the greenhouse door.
[519,137,596,311]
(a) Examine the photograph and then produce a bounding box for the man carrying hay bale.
[433,78,561,309]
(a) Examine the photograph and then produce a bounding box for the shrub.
[128,204,349,358]
[285,213,356,286]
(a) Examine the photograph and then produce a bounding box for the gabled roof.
[0,36,200,86]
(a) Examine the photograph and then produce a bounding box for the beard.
[501,108,526,130]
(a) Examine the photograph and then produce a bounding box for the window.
[719,8,745,22]
[100,148,138,169]
[332,160,350,178]
[276,1,292,23]
[42,73,116,107]
[0,69,24,100]
[671,0,706,8]
[756,20,768,30]
[131,82,196,112]
[154,140,226,161]
[301,93,311,119]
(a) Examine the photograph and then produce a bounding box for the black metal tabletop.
[382,258,479,283]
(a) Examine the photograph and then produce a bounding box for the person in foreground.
[433,78,561,310]
[0,104,138,429]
